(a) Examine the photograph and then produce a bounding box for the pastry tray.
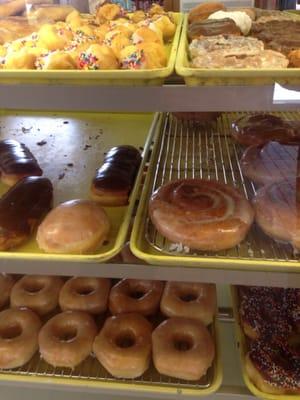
[231,285,298,400]
[0,110,158,263]
[130,111,300,272]
[0,313,222,397]
[0,13,182,86]
[175,15,300,86]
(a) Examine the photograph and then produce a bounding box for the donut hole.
[24,281,44,294]
[56,327,77,343]
[179,292,198,302]
[173,334,194,352]
[76,285,95,296]
[129,290,146,300]
[0,324,22,339]
[115,331,136,348]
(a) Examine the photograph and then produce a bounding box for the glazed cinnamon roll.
[90,145,142,206]
[0,139,43,186]
[149,179,254,251]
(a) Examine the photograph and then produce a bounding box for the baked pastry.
[231,114,300,146]
[253,179,300,250]
[0,139,42,186]
[188,19,241,40]
[149,178,254,251]
[104,32,131,59]
[240,142,299,185]
[36,199,110,254]
[0,17,39,45]
[27,5,75,22]
[0,0,50,18]
[38,23,73,51]
[91,145,141,206]
[96,3,122,24]
[230,7,256,21]
[150,15,176,41]
[289,50,300,68]
[3,48,37,69]
[120,42,167,69]
[132,27,163,45]
[188,2,226,24]
[37,51,77,70]
[78,44,119,70]
[208,11,252,35]
[0,176,53,250]
[0,274,14,309]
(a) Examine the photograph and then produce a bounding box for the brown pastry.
[188,19,241,40]
[91,145,141,206]
[0,0,50,18]
[0,139,43,186]
[0,17,39,45]
[0,176,53,250]
[26,5,75,22]
[288,50,300,68]
[188,2,226,24]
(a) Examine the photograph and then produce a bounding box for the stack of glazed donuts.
[237,285,300,394]
[232,113,300,251]
[0,273,217,382]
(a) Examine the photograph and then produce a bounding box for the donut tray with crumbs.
[230,286,297,400]
[130,111,300,272]
[0,110,157,263]
[0,311,222,397]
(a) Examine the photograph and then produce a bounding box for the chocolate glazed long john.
[0,176,53,250]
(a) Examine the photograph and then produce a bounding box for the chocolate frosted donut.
[188,18,241,40]
[91,145,141,206]
[231,114,300,146]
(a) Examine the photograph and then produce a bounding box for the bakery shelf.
[131,111,300,273]
[0,110,158,264]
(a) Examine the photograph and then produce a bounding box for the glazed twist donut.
[0,308,41,369]
[160,282,217,325]
[253,179,300,250]
[149,179,254,251]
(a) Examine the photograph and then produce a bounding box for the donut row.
[0,275,216,381]
[238,285,300,395]
[0,139,141,253]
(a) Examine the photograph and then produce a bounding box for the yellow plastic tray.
[0,13,183,86]
[0,314,222,396]
[231,286,299,400]
[130,111,300,272]
[0,110,158,263]
[175,15,300,86]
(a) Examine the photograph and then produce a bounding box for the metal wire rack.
[145,111,300,263]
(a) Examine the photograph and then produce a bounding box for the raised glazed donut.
[253,179,300,250]
[109,279,164,316]
[0,308,41,369]
[149,179,254,251]
[160,282,217,325]
[39,311,97,368]
[240,142,299,186]
[152,317,215,381]
[231,114,300,147]
[0,273,14,309]
[93,313,152,378]
[11,275,64,316]
[59,277,111,314]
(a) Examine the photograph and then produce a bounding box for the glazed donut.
[109,279,164,316]
[93,313,152,378]
[149,178,254,251]
[59,277,111,315]
[0,274,14,309]
[246,341,300,394]
[253,179,300,250]
[231,114,300,147]
[152,317,215,380]
[10,275,64,316]
[0,308,41,369]
[160,282,216,325]
[39,311,97,368]
[240,142,298,185]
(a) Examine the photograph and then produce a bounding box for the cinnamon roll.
[149,179,254,251]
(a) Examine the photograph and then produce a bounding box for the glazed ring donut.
[253,179,300,250]
[10,275,64,316]
[59,277,111,315]
[240,142,298,186]
[109,279,164,316]
[245,341,300,394]
[0,273,14,309]
[38,311,97,368]
[152,317,215,381]
[0,308,41,369]
[149,178,254,251]
[93,313,152,378]
[160,282,217,325]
